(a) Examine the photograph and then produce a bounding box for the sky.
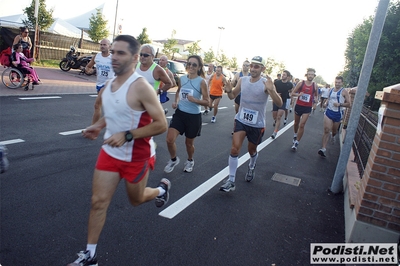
[0,0,382,82]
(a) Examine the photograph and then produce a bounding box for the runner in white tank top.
[219,56,283,193]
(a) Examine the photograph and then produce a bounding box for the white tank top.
[327,88,345,112]
[102,72,156,162]
[136,62,160,90]
[94,52,114,87]
[235,76,269,128]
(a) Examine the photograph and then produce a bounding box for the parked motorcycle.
[59,46,93,74]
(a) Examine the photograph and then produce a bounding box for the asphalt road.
[0,93,344,265]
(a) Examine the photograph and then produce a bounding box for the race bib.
[299,93,311,102]
[180,88,194,101]
[100,70,109,77]
[240,107,258,125]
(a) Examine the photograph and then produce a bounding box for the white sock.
[157,187,165,196]
[86,244,97,258]
[228,155,238,182]
[249,152,258,169]
[294,133,297,138]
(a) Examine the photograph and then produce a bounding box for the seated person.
[12,43,40,85]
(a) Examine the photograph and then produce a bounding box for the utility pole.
[112,0,119,40]
[33,0,39,60]
[330,0,390,194]
[217,26,225,56]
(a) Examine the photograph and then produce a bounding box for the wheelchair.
[1,65,35,91]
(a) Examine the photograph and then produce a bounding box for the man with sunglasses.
[136,44,173,109]
[220,56,282,192]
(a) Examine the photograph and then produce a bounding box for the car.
[153,58,187,85]
[222,68,234,81]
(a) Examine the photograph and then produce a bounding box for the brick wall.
[353,83,400,233]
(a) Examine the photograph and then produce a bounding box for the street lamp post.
[217,26,225,56]
[112,0,119,40]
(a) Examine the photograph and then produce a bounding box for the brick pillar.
[353,83,400,234]
[342,87,357,129]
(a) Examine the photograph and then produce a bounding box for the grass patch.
[32,59,60,68]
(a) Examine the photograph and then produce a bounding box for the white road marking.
[89,95,98,97]
[59,129,85,135]
[19,96,62,100]
[0,139,25,145]
[159,121,294,219]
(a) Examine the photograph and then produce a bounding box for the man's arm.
[225,78,241,100]
[167,69,177,87]
[341,89,351,108]
[156,66,172,92]
[91,83,105,125]
[264,76,283,107]
[84,54,96,75]
[231,73,239,87]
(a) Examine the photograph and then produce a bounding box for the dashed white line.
[19,96,62,100]
[159,121,294,219]
[0,139,25,145]
[59,129,85,135]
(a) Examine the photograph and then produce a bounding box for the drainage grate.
[271,173,301,187]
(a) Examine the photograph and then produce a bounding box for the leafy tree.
[215,51,230,67]
[229,57,238,70]
[187,41,202,56]
[23,0,54,30]
[264,57,286,75]
[314,75,326,85]
[162,30,178,59]
[137,28,151,44]
[343,0,400,100]
[203,48,215,63]
[88,8,109,43]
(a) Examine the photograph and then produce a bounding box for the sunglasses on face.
[140,53,151,57]
[187,62,198,68]
[243,64,250,67]
[249,64,261,69]
[24,31,29,33]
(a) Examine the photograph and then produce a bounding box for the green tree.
[137,28,151,44]
[23,0,54,30]
[88,8,109,43]
[162,30,178,59]
[343,1,400,98]
[203,48,215,63]
[215,51,230,67]
[264,57,285,75]
[229,57,238,70]
[314,75,326,85]
[187,41,202,55]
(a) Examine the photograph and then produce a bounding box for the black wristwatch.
[125,130,133,142]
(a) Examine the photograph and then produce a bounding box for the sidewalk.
[0,66,179,97]
[0,66,97,97]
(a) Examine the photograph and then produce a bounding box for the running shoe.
[271,132,277,139]
[273,120,276,126]
[67,250,98,266]
[183,160,194,173]
[293,136,297,143]
[164,108,168,115]
[164,157,180,173]
[318,149,326,158]
[155,178,171,208]
[203,110,209,115]
[291,141,299,151]
[284,119,287,125]
[211,116,216,123]
[219,180,235,192]
[245,165,256,182]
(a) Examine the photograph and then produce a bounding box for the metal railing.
[352,106,378,178]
